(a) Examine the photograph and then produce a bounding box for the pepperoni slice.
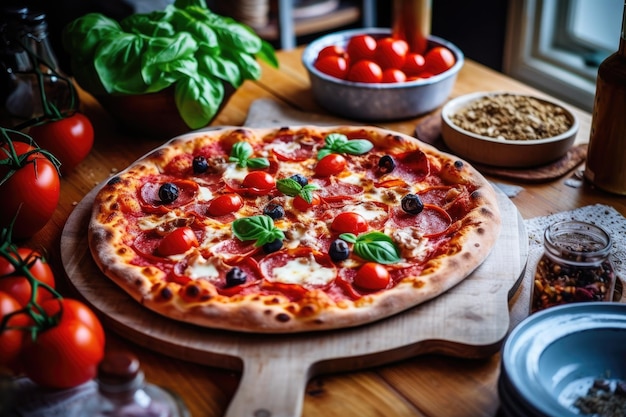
[270,135,316,162]
[139,178,198,213]
[390,204,452,238]
[210,238,260,263]
[258,248,337,288]
[379,149,430,185]
[317,179,363,202]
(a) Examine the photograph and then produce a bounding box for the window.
[503,0,622,111]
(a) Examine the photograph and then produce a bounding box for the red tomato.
[0,291,28,369]
[423,46,456,75]
[331,212,368,234]
[28,112,94,174]
[242,171,275,193]
[317,44,348,60]
[347,60,383,83]
[0,141,60,240]
[402,52,426,76]
[314,55,349,80]
[354,262,390,290]
[293,193,321,212]
[315,154,347,176]
[157,227,199,256]
[346,34,377,62]
[207,193,244,217]
[0,248,55,306]
[381,68,407,83]
[21,298,105,389]
[374,37,409,70]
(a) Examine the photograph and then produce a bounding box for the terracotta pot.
[97,84,234,139]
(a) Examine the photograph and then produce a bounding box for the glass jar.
[530,220,616,314]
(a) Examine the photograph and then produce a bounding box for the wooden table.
[24,46,626,417]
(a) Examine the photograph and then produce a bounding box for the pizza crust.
[88,125,501,333]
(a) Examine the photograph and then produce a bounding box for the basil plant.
[62,0,278,129]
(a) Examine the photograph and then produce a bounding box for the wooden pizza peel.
[60,105,528,417]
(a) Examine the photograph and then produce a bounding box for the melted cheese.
[270,255,335,286]
[137,211,179,231]
[343,202,388,223]
[223,163,249,182]
[185,254,220,282]
[392,227,432,261]
[197,186,214,201]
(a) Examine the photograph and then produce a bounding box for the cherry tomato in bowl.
[28,112,94,174]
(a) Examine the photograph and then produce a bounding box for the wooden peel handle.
[392,0,432,54]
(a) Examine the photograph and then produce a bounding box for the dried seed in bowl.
[574,378,626,417]
[450,93,573,140]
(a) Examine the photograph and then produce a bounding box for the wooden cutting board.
[60,118,528,417]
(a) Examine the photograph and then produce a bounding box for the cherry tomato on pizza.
[28,112,94,174]
[207,193,244,217]
[0,140,60,240]
[347,60,383,83]
[331,212,368,234]
[21,297,105,389]
[0,247,56,306]
[314,55,349,80]
[423,46,456,75]
[0,291,28,370]
[315,153,347,177]
[346,34,377,62]
[242,171,276,193]
[293,192,321,212]
[354,262,390,290]
[374,37,409,70]
[157,226,199,256]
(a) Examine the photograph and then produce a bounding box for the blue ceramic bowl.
[302,28,464,121]
[499,302,626,417]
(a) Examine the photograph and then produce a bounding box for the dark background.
[2,0,509,75]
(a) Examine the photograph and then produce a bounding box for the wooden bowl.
[441,92,579,168]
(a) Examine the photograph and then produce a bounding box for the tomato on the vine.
[0,141,60,240]
[0,247,55,306]
[354,262,390,290]
[423,46,456,75]
[28,112,94,174]
[207,193,244,217]
[347,60,383,83]
[0,291,28,369]
[346,34,377,62]
[315,154,347,177]
[21,298,105,389]
[331,212,368,234]
[374,37,409,70]
[314,55,349,80]
[157,226,199,256]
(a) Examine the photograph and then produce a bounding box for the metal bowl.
[302,28,464,121]
[499,302,626,417]
[441,92,579,167]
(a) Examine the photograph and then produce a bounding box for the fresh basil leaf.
[246,157,270,169]
[231,142,253,162]
[338,139,374,155]
[342,231,401,264]
[232,215,285,247]
[317,133,373,160]
[175,74,222,129]
[300,184,319,204]
[276,178,301,196]
[94,34,148,93]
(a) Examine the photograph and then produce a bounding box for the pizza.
[88,125,501,333]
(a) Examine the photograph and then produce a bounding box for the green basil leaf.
[338,139,374,155]
[231,142,253,162]
[317,148,332,160]
[246,157,270,169]
[232,215,284,247]
[325,133,347,148]
[300,184,320,203]
[343,231,401,264]
[276,178,302,196]
[174,74,222,129]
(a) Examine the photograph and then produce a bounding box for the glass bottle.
[584,1,626,195]
[83,350,190,417]
[0,7,73,128]
[530,220,616,314]
[392,0,432,55]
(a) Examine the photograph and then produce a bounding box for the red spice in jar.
[531,220,616,314]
